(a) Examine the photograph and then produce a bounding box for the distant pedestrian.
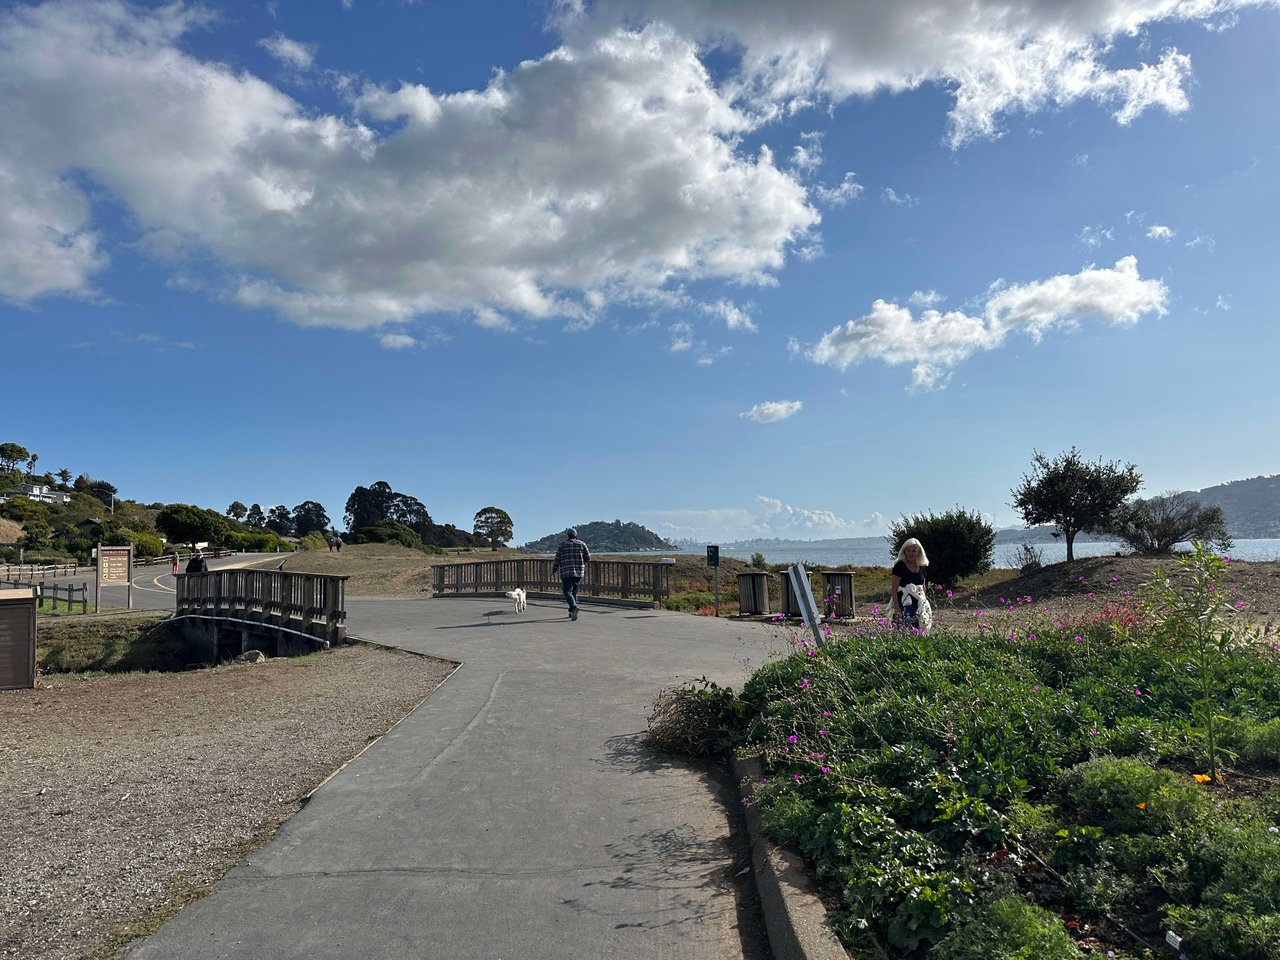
[185,548,208,574]
[335,537,342,552]
[326,537,334,552]
[553,527,591,621]
[171,552,179,574]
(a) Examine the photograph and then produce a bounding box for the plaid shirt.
[553,538,591,578]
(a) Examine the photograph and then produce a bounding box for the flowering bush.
[698,561,1280,959]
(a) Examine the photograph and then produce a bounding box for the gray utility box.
[0,588,37,690]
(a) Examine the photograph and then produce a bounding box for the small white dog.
[504,587,527,614]
[897,583,933,634]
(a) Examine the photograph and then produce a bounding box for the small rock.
[233,650,268,664]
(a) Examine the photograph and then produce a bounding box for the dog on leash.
[504,587,527,614]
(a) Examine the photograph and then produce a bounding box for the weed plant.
[699,554,1280,959]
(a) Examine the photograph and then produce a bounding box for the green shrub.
[1220,717,1280,765]
[352,520,423,549]
[1057,756,1209,835]
[661,591,715,612]
[645,679,744,756]
[298,531,328,552]
[932,897,1080,960]
[888,507,995,587]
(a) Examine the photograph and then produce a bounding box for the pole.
[714,565,720,617]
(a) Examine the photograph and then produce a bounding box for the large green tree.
[155,503,230,548]
[344,481,396,532]
[265,505,293,536]
[1011,448,1142,562]
[245,503,266,528]
[226,501,248,521]
[291,500,330,537]
[473,506,514,550]
[1108,491,1233,555]
[0,442,30,474]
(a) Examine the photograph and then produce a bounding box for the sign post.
[786,563,825,647]
[96,543,133,613]
[706,545,720,617]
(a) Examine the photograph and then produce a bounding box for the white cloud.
[741,399,802,422]
[1077,225,1114,250]
[907,289,944,308]
[1216,293,1232,311]
[1147,223,1175,240]
[809,255,1168,390]
[668,320,694,352]
[378,333,417,349]
[881,186,918,206]
[814,172,862,207]
[789,131,825,172]
[1069,153,1090,167]
[1185,230,1216,252]
[0,4,817,326]
[584,0,1250,145]
[642,495,890,540]
[258,32,317,71]
[703,298,756,331]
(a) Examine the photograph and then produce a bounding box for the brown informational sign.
[96,544,134,612]
[99,546,131,584]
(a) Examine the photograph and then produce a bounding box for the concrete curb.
[732,754,849,960]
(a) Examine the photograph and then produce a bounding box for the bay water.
[686,539,1280,570]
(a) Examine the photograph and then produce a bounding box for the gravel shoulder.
[1,644,455,960]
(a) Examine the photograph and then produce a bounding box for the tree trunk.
[1065,530,1076,562]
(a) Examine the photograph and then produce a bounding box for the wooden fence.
[0,562,86,580]
[176,569,348,644]
[0,578,88,613]
[434,558,673,606]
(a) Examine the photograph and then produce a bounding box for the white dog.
[504,587,527,614]
[897,583,933,634]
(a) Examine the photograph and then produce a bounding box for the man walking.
[553,527,591,621]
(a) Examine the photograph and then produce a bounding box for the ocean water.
[694,539,1280,570]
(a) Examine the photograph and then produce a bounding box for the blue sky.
[3,0,1278,545]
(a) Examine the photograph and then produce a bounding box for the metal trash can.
[737,572,770,615]
[820,571,855,618]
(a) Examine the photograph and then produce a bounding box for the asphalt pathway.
[125,595,793,959]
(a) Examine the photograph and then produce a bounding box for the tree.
[291,500,330,537]
[389,492,432,537]
[344,481,397,532]
[245,503,266,528]
[226,501,248,521]
[1011,448,1142,562]
[887,507,996,587]
[265,505,294,536]
[156,503,230,548]
[473,506,514,550]
[1108,491,1233,555]
[25,453,38,480]
[0,442,30,473]
[56,468,72,489]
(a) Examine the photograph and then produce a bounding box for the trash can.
[0,588,37,691]
[737,572,770,615]
[779,571,799,617]
[820,571,855,618]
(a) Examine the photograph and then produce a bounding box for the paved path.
[126,596,792,959]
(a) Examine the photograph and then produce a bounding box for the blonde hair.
[895,537,930,566]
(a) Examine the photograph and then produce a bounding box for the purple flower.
[787,734,798,743]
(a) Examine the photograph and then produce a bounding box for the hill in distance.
[520,520,675,553]
[1187,474,1280,539]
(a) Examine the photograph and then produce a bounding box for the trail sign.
[706,545,720,567]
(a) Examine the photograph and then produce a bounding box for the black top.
[185,556,208,574]
[892,560,924,588]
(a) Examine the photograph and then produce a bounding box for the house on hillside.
[0,482,72,506]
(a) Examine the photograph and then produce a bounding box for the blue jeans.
[561,576,581,612]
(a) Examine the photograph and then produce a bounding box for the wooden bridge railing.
[434,558,672,606]
[176,569,348,644]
